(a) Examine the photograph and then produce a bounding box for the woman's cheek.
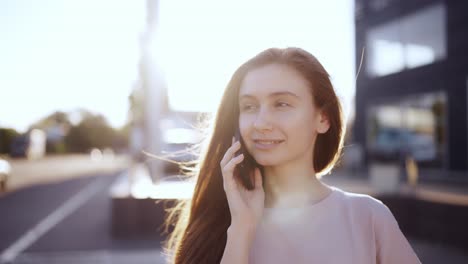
[238,115,253,134]
[277,110,300,124]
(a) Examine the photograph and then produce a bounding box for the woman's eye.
[275,101,290,108]
[240,101,289,111]
[241,104,256,111]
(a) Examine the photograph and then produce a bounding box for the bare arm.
[221,224,255,264]
[219,138,265,264]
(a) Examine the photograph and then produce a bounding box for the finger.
[220,141,241,167]
[222,154,244,196]
[222,154,244,190]
[254,167,263,190]
[222,154,244,178]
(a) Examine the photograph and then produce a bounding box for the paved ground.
[11,250,165,264]
[409,238,468,263]
[2,154,130,192]
[0,169,167,264]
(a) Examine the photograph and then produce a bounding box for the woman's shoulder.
[330,186,394,219]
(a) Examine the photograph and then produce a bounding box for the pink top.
[249,186,421,264]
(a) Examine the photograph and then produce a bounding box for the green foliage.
[113,123,130,151]
[1,110,131,155]
[31,111,71,130]
[46,141,67,154]
[64,113,121,153]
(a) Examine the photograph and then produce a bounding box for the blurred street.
[0,155,467,263]
[0,155,166,264]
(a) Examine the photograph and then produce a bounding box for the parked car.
[10,129,46,159]
[0,158,11,192]
[10,135,28,158]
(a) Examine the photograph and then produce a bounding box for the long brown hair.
[164,47,345,263]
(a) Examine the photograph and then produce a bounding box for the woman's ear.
[316,111,330,134]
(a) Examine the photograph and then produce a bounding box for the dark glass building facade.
[354,0,468,182]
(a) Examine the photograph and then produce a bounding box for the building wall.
[354,0,468,176]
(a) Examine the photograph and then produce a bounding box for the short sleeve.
[372,201,421,264]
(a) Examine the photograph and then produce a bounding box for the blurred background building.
[354,0,468,184]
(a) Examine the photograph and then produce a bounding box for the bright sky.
[0,0,355,133]
[157,0,356,117]
[0,0,146,132]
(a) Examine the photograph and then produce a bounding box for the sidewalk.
[3,154,130,193]
[324,169,468,206]
[9,249,167,264]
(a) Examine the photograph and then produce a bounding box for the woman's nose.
[253,108,273,132]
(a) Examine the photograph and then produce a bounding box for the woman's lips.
[253,140,284,150]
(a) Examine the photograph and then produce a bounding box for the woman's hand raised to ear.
[220,137,265,232]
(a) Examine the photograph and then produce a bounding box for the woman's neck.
[262,162,330,209]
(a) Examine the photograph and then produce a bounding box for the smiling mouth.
[253,140,285,150]
[254,140,284,144]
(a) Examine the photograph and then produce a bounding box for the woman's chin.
[255,158,280,167]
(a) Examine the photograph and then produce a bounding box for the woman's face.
[238,63,329,167]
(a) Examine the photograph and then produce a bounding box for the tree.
[64,113,119,153]
[31,111,71,130]
[28,111,72,154]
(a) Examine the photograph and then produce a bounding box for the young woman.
[165,47,421,263]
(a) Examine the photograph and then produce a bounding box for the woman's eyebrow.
[239,91,300,100]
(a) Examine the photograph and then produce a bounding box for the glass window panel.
[367,92,446,166]
[366,20,404,77]
[402,3,446,69]
[366,3,446,77]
